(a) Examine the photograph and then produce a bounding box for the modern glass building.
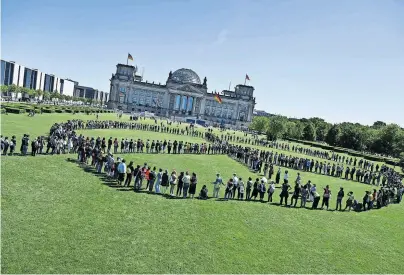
[0,60,15,86]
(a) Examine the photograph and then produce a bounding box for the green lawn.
[1,113,404,274]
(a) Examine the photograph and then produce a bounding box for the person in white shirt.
[283,170,289,184]
[182,171,191,198]
[232,173,239,199]
[117,159,127,185]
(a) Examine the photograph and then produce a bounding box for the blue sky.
[2,0,403,126]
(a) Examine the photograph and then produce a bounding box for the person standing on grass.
[212,173,224,198]
[117,159,126,186]
[238,179,245,200]
[160,170,169,195]
[290,181,301,207]
[268,163,274,180]
[275,168,281,184]
[300,184,308,208]
[309,183,316,202]
[258,179,266,201]
[283,170,289,184]
[362,191,370,211]
[2,137,9,155]
[189,172,198,199]
[224,178,234,200]
[133,165,141,191]
[251,178,259,200]
[182,171,191,198]
[280,180,291,206]
[344,191,354,211]
[176,172,184,197]
[154,168,163,194]
[169,170,178,196]
[336,187,344,211]
[246,177,253,200]
[312,191,321,209]
[321,185,331,210]
[232,173,239,199]
[267,181,275,202]
[124,161,134,187]
[147,167,156,192]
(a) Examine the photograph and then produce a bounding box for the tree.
[371,121,387,129]
[266,115,287,140]
[249,116,269,133]
[325,124,341,146]
[302,122,316,141]
[1,85,8,95]
[43,91,50,100]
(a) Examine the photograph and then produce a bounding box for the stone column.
[247,105,252,121]
[199,97,205,116]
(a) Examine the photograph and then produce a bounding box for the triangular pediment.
[172,84,204,94]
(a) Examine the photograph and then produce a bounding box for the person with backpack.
[212,173,224,198]
[267,181,275,202]
[258,179,266,201]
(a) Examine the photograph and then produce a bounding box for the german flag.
[214,92,222,104]
[128,53,134,61]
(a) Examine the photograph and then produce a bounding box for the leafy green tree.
[1,85,9,95]
[249,116,269,133]
[371,121,387,129]
[325,124,341,146]
[302,122,316,141]
[266,115,287,140]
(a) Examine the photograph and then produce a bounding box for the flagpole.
[126,57,128,65]
[244,77,246,85]
[228,81,231,90]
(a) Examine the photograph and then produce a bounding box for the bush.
[65,109,73,113]
[42,108,55,113]
[55,109,64,113]
[5,107,24,114]
[285,138,395,163]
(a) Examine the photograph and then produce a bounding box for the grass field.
[1,113,404,274]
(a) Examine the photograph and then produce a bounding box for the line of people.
[79,152,403,212]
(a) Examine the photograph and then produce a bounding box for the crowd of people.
[1,117,403,213]
[75,151,403,212]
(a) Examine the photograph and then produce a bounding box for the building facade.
[1,59,106,100]
[108,64,256,126]
[74,85,109,103]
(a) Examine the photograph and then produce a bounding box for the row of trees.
[1,84,104,105]
[250,115,404,159]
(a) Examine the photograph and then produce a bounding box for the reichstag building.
[107,64,256,127]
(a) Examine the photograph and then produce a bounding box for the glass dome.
[171,68,201,84]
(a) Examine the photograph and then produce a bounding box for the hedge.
[285,138,398,164]
[5,107,25,114]
[55,109,64,113]
[42,108,55,113]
